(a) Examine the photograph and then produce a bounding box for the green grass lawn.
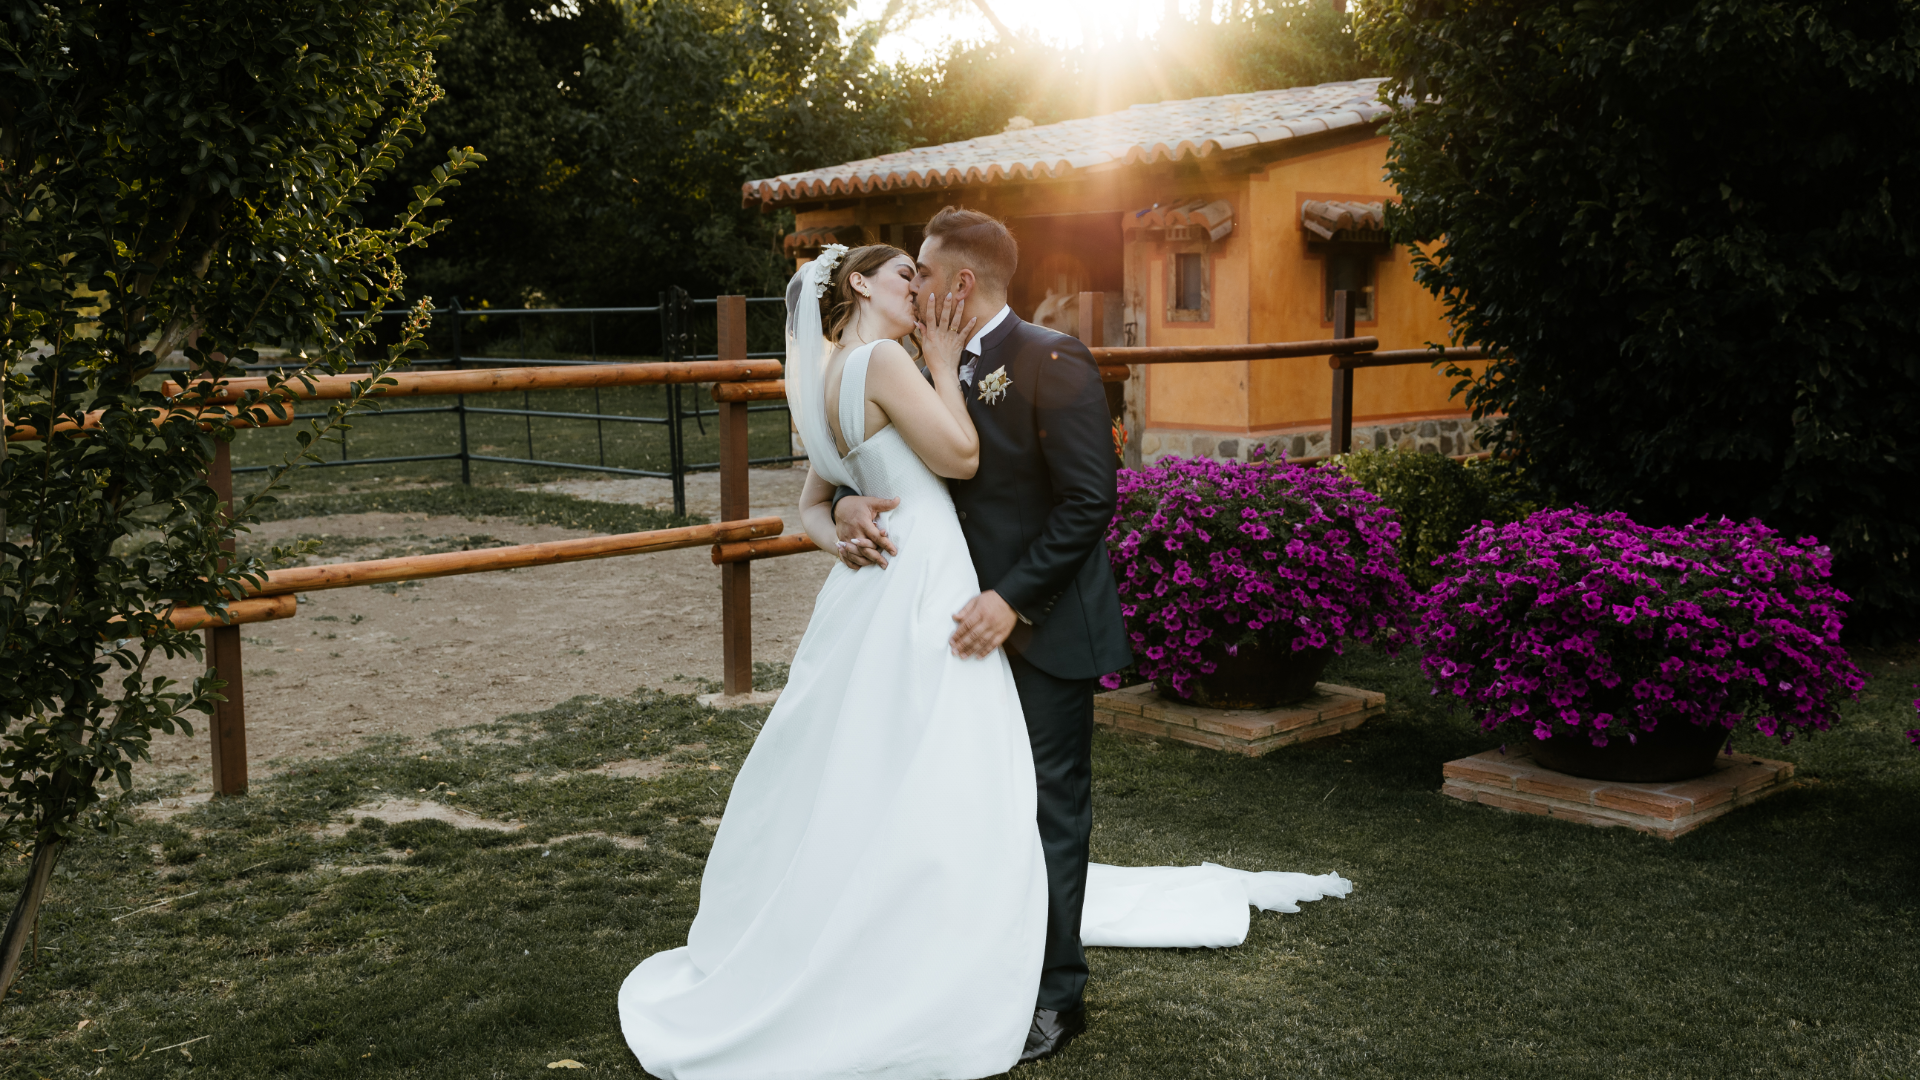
[4,647,1916,1079]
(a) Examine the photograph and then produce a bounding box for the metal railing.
[162,290,796,518]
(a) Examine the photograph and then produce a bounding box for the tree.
[384,0,917,308]
[1360,0,1920,636]
[0,0,479,998]
[377,0,629,309]
[899,1,1368,147]
[388,0,1369,309]
[579,0,916,298]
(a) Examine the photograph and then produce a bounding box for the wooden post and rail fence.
[52,289,1471,796]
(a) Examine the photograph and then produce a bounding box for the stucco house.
[744,77,1484,466]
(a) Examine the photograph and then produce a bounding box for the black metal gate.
[182,291,796,518]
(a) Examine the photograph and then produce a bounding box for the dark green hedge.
[1361,0,1920,637]
[1336,449,1537,592]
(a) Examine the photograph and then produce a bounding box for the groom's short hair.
[924,206,1017,292]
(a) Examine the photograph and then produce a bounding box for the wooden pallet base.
[1093,682,1385,756]
[1441,746,1797,840]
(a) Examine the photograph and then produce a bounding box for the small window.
[1175,254,1204,311]
[1169,252,1208,321]
[1324,251,1375,322]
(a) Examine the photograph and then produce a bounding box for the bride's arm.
[799,466,867,567]
[867,294,978,478]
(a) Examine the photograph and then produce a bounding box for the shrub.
[1360,0,1920,637]
[1336,448,1537,591]
[0,0,473,997]
[1103,453,1414,698]
[1418,507,1865,747]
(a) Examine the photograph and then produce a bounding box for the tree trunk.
[2,372,9,538]
[0,836,65,1001]
[966,0,1015,43]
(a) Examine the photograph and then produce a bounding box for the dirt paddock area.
[149,469,836,792]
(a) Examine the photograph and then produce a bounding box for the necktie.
[960,351,981,386]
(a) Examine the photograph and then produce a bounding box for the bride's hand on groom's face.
[916,291,977,376]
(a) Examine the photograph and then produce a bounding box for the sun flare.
[861,0,1175,65]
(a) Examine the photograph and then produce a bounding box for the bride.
[618,243,1048,1079]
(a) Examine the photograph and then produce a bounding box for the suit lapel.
[980,310,1023,356]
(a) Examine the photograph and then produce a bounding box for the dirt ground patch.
[525,468,813,523]
[319,797,521,837]
[149,470,835,792]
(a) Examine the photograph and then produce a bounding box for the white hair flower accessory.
[810,244,848,299]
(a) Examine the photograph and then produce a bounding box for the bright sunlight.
[859,0,1192,64]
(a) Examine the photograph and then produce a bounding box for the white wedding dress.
[617,327,1356,1080]
[618,343,1050,1079]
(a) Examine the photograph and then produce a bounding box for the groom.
[832,206,1132,1063]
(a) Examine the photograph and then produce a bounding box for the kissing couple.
[617,207,1351,1079]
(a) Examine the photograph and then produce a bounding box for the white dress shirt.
[958,304,1012,386]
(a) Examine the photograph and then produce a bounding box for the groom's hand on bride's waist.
[832,495,900,569]
[951,590,1020,659]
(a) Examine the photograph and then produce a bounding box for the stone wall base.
[1140,415,1488,465]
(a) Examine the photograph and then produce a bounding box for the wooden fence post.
[1330,290,1355,456]
[1075,291,1105,349]
[716,295,753,697]
[450,298,471,485]
[1078,292,1128,442]
[205,439,248,795]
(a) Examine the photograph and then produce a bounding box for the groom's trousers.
[1009,651,1096,1012]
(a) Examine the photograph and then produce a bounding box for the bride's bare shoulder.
[867,339,915,367]
[864,339,923,388]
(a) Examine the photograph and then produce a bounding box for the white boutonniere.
[977,365,1011,404]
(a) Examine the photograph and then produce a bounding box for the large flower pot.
[1526,719,1731,783]
[1172,635,1334,710]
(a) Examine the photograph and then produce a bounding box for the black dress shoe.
[1018,1005,1086,1064]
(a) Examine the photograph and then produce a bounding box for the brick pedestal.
[1094,682,1385,756]
[1441,746,1796,839]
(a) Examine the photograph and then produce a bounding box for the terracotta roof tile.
[1301,199,1386,240]
[1129,197,1237,242]
[743,77,1391,206]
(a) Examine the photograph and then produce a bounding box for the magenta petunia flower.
[1106,454,1414,697]
[1414,507,1866,747]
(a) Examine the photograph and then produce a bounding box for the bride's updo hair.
[820,243,910,341]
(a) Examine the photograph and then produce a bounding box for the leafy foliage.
[382,0,917,307]
[1359,0,1920,637]
[383,0,1369,307]
[0,0,476,974]
[377,0,630,309]
[1335,448,1537,591]
[898,1,1368,147]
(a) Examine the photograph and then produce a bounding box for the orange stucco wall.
[1141,136,1474,434]
[1137,230,1256,429]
